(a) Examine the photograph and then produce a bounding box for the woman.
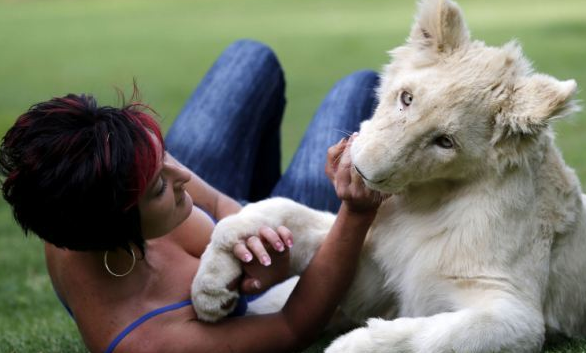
[0,40,382,353]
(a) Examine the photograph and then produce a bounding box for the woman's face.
[138,140,193,240]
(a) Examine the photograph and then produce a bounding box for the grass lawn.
[0,0,585,352]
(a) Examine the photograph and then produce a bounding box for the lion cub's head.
[352,0,579,194]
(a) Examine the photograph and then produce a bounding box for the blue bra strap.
[104,300,191,353]
[228,294,249,317]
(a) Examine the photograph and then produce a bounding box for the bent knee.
[225,39,283,77]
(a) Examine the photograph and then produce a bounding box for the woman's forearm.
[168,151,241,219]
[214,193,242,220]
[280,202,375,348]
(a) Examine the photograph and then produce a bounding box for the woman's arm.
[136,136,385,353]
[166,152,290,267]
[166,153,242,220]
[132,205,375,353]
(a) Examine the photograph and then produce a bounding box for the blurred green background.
[0,0,585,352]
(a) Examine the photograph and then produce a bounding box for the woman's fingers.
[246,236,272,266]
[326,137,348,181]
[240,244,291,295]
[232,226,294,267]
[258,226,285,252]
[335,142,353,193]
[276,226,293,249]
[233,236,272,266]
[327,138,347,165]
[233,242,253,263]
[349,161,366,195]
[240,277,264,294]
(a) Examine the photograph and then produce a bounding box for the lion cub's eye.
[400,91,413,107]
[434,135,454,149]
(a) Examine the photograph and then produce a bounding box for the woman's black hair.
[0,92,164,255]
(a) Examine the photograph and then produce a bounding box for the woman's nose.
[171,165,191,189]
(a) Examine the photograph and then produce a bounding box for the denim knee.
[227,39,275,60]
[328,69,379,100]
[224,39,285,84]
[309,69,379,132]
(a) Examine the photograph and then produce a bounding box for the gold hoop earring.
[104,247,136,277]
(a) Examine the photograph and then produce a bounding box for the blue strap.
[104,300,191,353]
[104,207,216,352]
[104,295,250,353]
[228,294,249,317]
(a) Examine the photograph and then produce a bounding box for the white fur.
[192,0,585,351]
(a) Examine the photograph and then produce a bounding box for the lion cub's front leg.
[326,291,544,353]
[192,197,335,322]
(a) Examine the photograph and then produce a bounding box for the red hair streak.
[122,108,164,210]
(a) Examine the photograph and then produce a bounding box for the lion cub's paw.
[325,327,375,353]
[326,318,421,353]
[191,248,241,322]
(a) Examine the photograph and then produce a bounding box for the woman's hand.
[325,137,348,184]
[230,226,293,294]
[327,133,388,214]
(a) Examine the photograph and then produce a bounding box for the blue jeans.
[165,40,378,213]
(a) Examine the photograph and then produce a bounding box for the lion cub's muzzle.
[354,165,387,184]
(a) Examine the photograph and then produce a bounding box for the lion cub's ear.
[496,75,579,136]
[408,0,470,54]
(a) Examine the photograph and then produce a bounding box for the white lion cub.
[192,0,585,351]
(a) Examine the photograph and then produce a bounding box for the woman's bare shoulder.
[44,241,202,353]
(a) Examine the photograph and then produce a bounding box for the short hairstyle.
[0,92,164,254]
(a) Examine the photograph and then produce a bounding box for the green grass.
[0,0,585,351]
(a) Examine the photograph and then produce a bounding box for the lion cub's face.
[352,0,578,194]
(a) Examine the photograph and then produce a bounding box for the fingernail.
[253,280,262,289]
[275,242,284,252]
[262,255,271,266]
[243,253,252,263]
[286,239,293,248]
[352,132,359,137]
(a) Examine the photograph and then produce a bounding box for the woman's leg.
[271,70,379,213]
[165,39,286,202]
